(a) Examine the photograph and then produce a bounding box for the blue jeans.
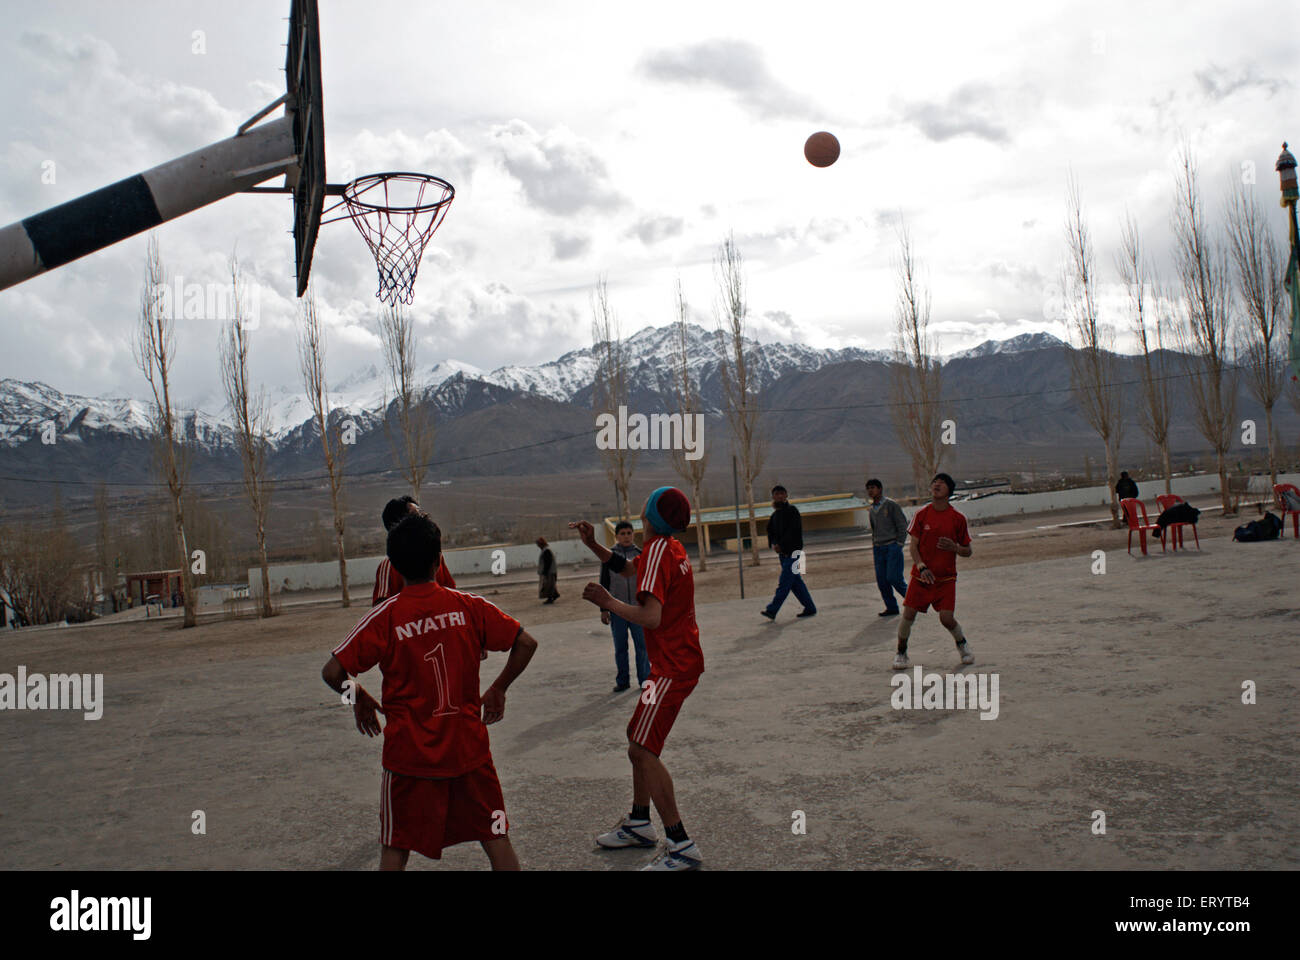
[873,542,908,612]
[611,613,650,687]
[766,554,816,616]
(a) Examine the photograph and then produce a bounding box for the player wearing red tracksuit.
[894,472,975,671]
[374,496,456,606]
[570,485,704,871]
[321,514,537,870]
[373,555,455,605]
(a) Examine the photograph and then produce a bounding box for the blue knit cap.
[644,486,691,535]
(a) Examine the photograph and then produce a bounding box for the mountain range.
[1,325,1291,495]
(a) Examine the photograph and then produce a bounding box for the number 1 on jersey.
[423,643,460,717]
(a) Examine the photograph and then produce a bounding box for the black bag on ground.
[1233,512,1282,542]
[1156,502,1200,531]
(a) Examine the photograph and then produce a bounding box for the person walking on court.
[866,479,909,617]
[761,484,816,621]
[601,521,651,693]
[536,537,559,604]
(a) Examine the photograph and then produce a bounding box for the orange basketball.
[804,131,840,167]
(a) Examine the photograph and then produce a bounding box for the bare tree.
[93,480,118,611]
[668,278,709,569]
[1225,177,1287,485]
[0,493,91,626]
[1062,175,1125,526]
[1117,211,1174,494]
[889,223,944,499]
[378,302,434,499]
[132,235,197,627]
[1171,142,1237,514]
[298,291,351,607]
[591,276,636,520]
[219,255,274,617]
[714,233,766,566]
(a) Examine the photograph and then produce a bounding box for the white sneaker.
[892,652,910,670]
[595,817,657,849]
[957,641,974,665]
[641,838,702,871]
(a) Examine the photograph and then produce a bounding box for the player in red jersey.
[894,472,974,670]
[321,513,537,870]
[570,485,704,871]
[373,496,456,606]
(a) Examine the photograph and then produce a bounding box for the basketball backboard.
[287,0,325,296]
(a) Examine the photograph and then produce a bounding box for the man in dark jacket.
[537,537,559,604]
[761,485,816,621]
[1116,471,1138,501]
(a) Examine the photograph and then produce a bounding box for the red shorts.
[380,760,507,859]
[903,577,957,613]
[627,673,699,756]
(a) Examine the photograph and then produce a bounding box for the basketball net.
[340,173,454,304]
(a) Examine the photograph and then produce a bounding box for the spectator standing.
[537,537,559,604]
[866,479,909,617]
[1116,471,1139,501]
[601,521,651,693]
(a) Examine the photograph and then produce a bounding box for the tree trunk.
[1217,452,1231,514]
[1265,404,1277,486]
[175,515,196,627]
[1103,436,1120,528]
[335,526,350,608]
[744,477,760,566]
[691,482,707,571]
[1162,444,1172,496]
[258,536,272,618]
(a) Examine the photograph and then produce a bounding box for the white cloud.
[1,0,1293,405]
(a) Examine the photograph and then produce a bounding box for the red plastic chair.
[1274,483,1300,539]
[1154,493,1199,551]
[1121,498,1164,556]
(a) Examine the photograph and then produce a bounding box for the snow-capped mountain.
[0,379,227,449]
[480,324,894,409]
[946,331,1065,360]
[0,326,1053,455]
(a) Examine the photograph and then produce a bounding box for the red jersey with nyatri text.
[333,583,521,778]
[908,503,971,582]
[372,556,456,606]
[635,535,704,680]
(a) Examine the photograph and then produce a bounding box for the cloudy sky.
[0,0,1292,406]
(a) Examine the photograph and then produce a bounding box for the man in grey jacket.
[866,479,909,617]
[600,521,650,693]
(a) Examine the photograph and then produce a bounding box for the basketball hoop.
[321,172,454,304]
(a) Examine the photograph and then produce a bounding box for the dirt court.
[2,518,1297,870]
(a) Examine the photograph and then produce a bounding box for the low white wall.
[249,539,594,597]
[251,474,1298,593]
[952,472,1298,522]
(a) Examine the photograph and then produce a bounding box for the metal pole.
[732,455,744,599]
[613,481,622,548]
[0,117,295,292]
